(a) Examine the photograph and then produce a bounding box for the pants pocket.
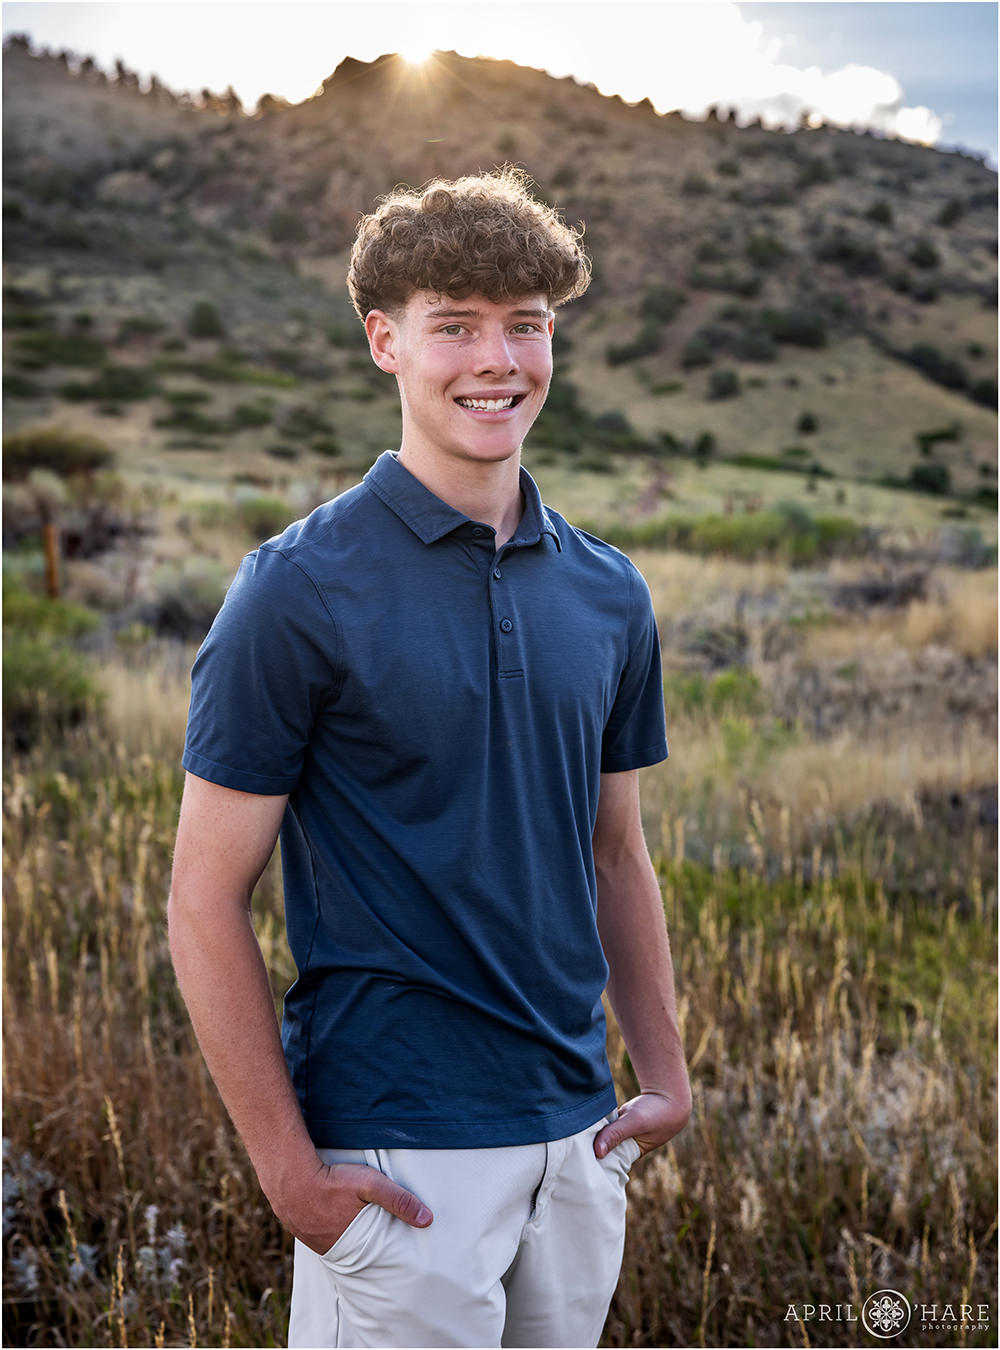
[317,1147,392,1273]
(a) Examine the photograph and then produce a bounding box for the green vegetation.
[186,300,226,338]
[2,425,116,480]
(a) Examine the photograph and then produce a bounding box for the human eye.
[511,322,543,335]
[439,323,466,336]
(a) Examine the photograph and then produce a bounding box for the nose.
[474,325,517,376]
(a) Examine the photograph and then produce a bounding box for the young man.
[169,168,691,1349]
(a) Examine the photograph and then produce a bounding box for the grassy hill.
[3,37,997,532]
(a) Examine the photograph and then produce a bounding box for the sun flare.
[399,44,433,66]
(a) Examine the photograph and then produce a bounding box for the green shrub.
[915,423,961,455]
[163,388,213,408]
[235,494,294,540]
[907,343,968,391]
[59,364,160,403]
[640,284,686,325]
[716,158,741,177]
[688,267,762,298]
[681,335,714,369]
[2,575,101,638]
[744,234,787,268]
[230,400,274,429]
[153,406,227,436]
[970,378,997,408]
[2,628,103,749]
[735,327,778,361]
[696,240,728,263]
[2,425,115,481]
[795,155,834,188]
[936,198,964,227]
[606,319,662,366]
[909,237,941,270]
[651,380,685,395]
[117,315,167,340]
[759,307,828,348]
[681,174,711,196]
[187,301,226,339]
[311,436,342,457]
[813,228,882,276]
[909,462,952,495]
[5,373,42,398]
[148,557,232,638]
[279,404,333,440]
[797,411,819,434]
[11,331,107,370]
[865,199,893,225]
[267,209,309,244]
[707,368,741,400]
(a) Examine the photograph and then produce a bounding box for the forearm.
[596,845,690,1100]
[167,887,315,1193]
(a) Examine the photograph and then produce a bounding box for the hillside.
[3,37,997,522]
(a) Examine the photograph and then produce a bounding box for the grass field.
[3,525,996,1347]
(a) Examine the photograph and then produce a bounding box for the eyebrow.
[423,306,552,321]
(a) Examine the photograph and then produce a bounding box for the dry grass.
[3,619,996,1346]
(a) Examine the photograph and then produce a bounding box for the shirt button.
[471,526,487,538]
[493,568,502,581]
[500,618,513,633]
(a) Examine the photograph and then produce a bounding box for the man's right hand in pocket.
[264,1155,434,1255]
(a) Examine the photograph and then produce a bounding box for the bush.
[230,400,273,429]
[688,267,762,298]
[907,344,968,391]
[681,335,714,369]
[279,404,333,440]
[744,234,787,269]
[2,426,116,481]
[909,237,941,270]
[187,301,226,339]
[795,155,834,188]
[759,307,829,348]
[813,228,882,276]
[606,319,662,366]
[797,411,819,434]
[11,331,107,370]
[707,368,741,400]
[716,158,741,177]
[235,494,294,541]
[735,327,778,361]
[909,462,952,495]
[936,198,964,227]
[681,174,711,196]
[640,284,686,325]
[970,377,997,408]
[267,209,309,244]
[59,364,160,403]
[865,199,893,225]
[2,628,103,749]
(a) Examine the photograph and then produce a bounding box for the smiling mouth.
[455,394,525,412]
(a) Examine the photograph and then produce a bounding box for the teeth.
[457,396,515,411]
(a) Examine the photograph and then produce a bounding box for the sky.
[3,0,997,166]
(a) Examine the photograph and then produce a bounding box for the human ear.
[365,310,399,373]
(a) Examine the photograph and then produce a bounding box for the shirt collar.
[364,451,562,551]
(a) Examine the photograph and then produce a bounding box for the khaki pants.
[288,1114,640,1349]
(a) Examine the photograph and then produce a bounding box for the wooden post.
[42,522,61,599]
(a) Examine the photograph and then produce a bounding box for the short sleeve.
[182,546,340,795]
[600,562,668,773]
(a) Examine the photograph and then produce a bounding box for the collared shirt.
[183,451,668,1148]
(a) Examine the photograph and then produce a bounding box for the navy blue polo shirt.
[183,451,668,1148]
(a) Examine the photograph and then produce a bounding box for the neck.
[396,446,525,548]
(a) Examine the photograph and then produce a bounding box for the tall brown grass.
[3,616,996,1347]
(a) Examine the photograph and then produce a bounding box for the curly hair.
[347,167,591,319]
